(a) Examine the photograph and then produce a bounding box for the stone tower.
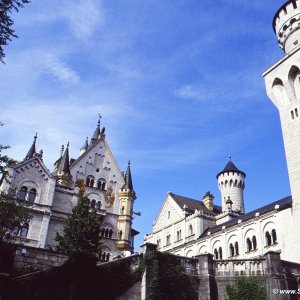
[217,160,245,213]
[264,0,300,262]
[116,162,136,251]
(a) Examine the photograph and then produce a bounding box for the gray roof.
[217,160,245,178]
[170,192,222,215]
[57,144,70,173]
[200,196,292,238]
[24,133,37,160]
[124,161,134,190]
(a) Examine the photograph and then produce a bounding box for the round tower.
[217,160,246,213]
[273,0,300,53]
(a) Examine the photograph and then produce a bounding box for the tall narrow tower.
[264,0,300,262]
[217,160,245,213]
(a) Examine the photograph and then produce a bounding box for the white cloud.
[174,85,211,101]
[43,54,80,84]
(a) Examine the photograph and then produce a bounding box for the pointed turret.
[80,137,89,155]
[217,158,245,213]
[24,133,38,160]
[58,143,70,173]
[56,143,71,186]
[91,119,100,144]
[124,161,134,191]
[117,161,136,251]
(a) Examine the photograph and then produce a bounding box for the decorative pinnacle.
[33,132,38,144]
[229,155,231,161]
[98,114,102,127]
[67,141,70,148]
[60,145,64,157]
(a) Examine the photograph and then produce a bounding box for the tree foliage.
[55,197,104,257]
[226,277,268,300]
[0,0,30,63]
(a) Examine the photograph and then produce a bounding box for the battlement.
[273,0,300,53]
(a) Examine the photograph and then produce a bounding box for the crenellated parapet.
[273,0,300,53]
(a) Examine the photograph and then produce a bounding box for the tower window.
[252,236,257,250]
[291,110,295,119]
[214,248,218,260]
[28,188,37,202]
[265,231,272,246]
[229,243,234,257]
[235,242,239,256]
[295,108,299,117]
[219,247,223,260]
[18,186,27,200]
[246,238,252,252]
[272,229,277,244]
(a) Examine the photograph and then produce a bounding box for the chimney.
[202,191,214,211]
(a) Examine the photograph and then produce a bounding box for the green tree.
[55,197,104,257]
[226,277,268,300]
[0,0,30,63]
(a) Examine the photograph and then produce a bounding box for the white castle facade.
[0,121,138,261]
[144,0,300,264]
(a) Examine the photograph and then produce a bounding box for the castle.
[144,0,300,265]
[0,120,138,261]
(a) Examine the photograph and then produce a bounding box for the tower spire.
[91,117,101,144]
[57,142,71,186]
[24,133,38,160]
[80,137,88,155]
[124,161,134,190]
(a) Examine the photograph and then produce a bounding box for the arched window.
[97,178,106,190]
[157,239,161,248]
[177,230,181,241]
[96,201,101,210]
[11,223,20,236]
[265,231,272,246]
[235,242,239,256]
[219,247,223,260]
[272,229,277,244]
[229,243,234,257]
[90,179,95,187]
[252,236,257,250]
[91,199,96,209]
[86,177,90,187]
[214,249,219,260]
[188,225,193,236]
[166,234,171,245]
[108,229,113,239]
[18,186,27,200]
[246,238,252,252]
[100,228,105,237]
[121,206,125,215]
[105,228,109,238]
[28,188,37,202]
[20,223,29,238]
[119,230,123,240]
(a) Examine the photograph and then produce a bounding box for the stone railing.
[215,258,265,276]
[185,234,195,243]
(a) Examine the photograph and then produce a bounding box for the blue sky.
[1,0,290,248]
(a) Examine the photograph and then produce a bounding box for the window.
[18,186,27,200]
[166,234,171,245]
[265,231,272,246]
[246,238,252,252]
[119,230,123,240]
[157,239,161,248]
[177,230,181,241]
[20,223,29,238]
[28,188,37,202]
[97,178,106,190]
[235,242,239,256]
[219,247,223,260]
[272,229,277,244]
[99,252,110,262]
[188,225,193,236]
[252,236,257,250]
[91,199,96,209]
[11,223,20,236]
[214,248,219,260]
[229,243,234,257]
[86,177,90,186]
[86,176,95,187]
[121,206,125,215]
[168,211,170,219]
[96,201,101,209]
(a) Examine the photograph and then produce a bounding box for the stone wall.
[13,245,68,273]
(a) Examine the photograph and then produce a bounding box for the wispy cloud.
[43,54,80,84]
[174,85,211,102]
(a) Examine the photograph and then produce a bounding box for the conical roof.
[57,143,70,173]
[124,161,133,190]
[24,133,37,160]
[217,160,246,178]
[80,137,89,151]
[91,119,100,143]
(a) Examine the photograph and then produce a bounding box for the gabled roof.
[170,192,222,215]
[200,196,292,238]
[216,160,246,178]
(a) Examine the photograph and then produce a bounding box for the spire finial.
[98,114,102,127]
[60,145,64,157]
[128,160,131,166]
[34,132,38,144]
[229,155,232,161]
[67,141,70,148]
